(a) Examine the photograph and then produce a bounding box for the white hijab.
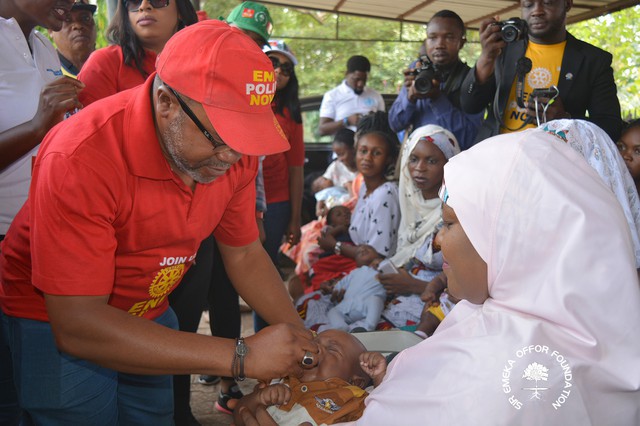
[540,119,640,267]
[390,125,460,267]
[341,129,640,425]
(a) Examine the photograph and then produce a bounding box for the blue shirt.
[389,74,483,150]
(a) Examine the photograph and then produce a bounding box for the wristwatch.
[342,117,349,127]
[334,241,342,255]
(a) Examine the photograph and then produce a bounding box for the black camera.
[412,55,443,94]
[495,18,527,43]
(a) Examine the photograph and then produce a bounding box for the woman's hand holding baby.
[377,268,426,295]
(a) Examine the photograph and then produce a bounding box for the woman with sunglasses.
[78,0,197,106]
[253,41,305,332]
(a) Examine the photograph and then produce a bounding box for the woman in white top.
[377,125,460,329]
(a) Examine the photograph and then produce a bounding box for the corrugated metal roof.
[259,0,639,29]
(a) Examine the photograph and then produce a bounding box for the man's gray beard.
[161,112,216,184]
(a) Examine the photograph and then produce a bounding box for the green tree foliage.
[201,2,481,97]
[95,0,110,47]
[92,1,637,116]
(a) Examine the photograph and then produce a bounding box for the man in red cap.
[0,20,318,424]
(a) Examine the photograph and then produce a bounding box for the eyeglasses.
[125,0,170,12]
[268,56,294,77]
[166,86,227,150]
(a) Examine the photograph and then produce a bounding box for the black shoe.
[196,375,221,386]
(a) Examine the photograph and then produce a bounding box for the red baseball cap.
[156,20,288,156]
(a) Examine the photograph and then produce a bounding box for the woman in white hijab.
[342,128,640,424]
[377,125,460,329]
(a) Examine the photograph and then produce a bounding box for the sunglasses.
[166,85,227,151]
[125,0,170,12]
[268,56,294,77]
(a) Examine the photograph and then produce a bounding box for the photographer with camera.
[389,10,482,150]
[460,0,622,143]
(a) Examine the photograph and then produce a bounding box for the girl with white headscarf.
[340,128,640,425]
[378,125,460,329]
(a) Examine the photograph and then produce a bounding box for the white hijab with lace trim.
[341,128,640,425]
[390,125,460,267]
[540,119,640,267]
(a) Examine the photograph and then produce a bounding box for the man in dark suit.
[460,0,622,143]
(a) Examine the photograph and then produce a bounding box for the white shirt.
[322,160,357,188]
[319,80,385,132]
[0,18,61,234]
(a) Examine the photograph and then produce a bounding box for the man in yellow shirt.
[460,0,622,143]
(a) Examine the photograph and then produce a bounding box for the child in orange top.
[233,329,387,426]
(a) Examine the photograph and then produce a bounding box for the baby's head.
[355,244,384,268]
[300,329,370,388]
[326,205,351,228]
[311,176,333,194]
[618,119,640,182]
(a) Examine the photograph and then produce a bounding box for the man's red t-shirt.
[0,77,258,321]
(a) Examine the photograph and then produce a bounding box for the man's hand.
[31,77,85,138]
[407,79,441,103]
[244,323,319,382]
[345,112,363,127]
[360,351,387,387]
[526,93,569,124]
[475,17,506,84]
[405,61,441,103]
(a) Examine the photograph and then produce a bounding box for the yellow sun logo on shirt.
[149,264,185,298]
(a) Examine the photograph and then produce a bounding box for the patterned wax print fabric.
[348,181,400,257]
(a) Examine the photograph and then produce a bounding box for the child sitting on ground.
[322,244,387,333]
[289,205,357,300]
[232,329,388,426]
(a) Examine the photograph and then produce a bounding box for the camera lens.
[414,69,435,94]
[502,25,519,43]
